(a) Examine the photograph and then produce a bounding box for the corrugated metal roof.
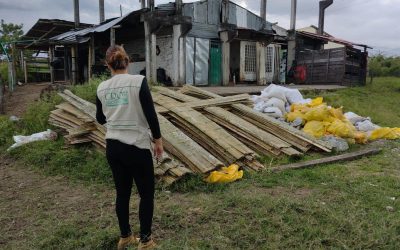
[298,31,371,49]
[49,10,144,44]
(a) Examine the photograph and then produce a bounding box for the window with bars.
[244,44,256,73]
[266,46,274,73]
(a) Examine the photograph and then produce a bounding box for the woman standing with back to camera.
[96,45,162,250]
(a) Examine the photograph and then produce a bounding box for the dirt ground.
[0,82,116,248]
[3,83,50,117]
[0,156,115,249]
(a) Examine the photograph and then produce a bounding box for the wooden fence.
[296,47,367,86]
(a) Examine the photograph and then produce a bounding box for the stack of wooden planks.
[49,86,331,185]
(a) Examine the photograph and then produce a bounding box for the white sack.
[7,129,58,151]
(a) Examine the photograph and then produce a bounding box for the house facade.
[45,0,284,86]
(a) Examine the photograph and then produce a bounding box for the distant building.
[19,0,288,86]
[297,25,343,49]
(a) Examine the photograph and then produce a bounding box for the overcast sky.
[0,0,398,55]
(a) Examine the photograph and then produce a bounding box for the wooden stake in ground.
[270,148,382,173]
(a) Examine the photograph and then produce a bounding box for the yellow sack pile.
[286,97,365,143]
[286,97,400,143]
[369,127,400,140]
[205,164,244,184]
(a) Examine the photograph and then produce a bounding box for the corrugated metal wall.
[185,37,210,85]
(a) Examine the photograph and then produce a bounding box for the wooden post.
[10,43,17,91]
[110,28,116,46]
[256,42,266,85]
[88,37,94,81]
[71,46,77,85]
[23,57,28,83]
[220,31,230,86]
[49,46,55,84]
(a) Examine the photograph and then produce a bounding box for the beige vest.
[97,74,151,149]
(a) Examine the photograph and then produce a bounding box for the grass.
[1,77,400,249]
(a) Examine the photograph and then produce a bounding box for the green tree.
[0,19,23,56]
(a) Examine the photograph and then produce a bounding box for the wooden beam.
[24,27,56,49]
[270,148,382,173]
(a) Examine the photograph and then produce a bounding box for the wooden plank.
[180,85,332,152]
[158,114,223,174]
[153,92,251,113]
[270,148,382,173]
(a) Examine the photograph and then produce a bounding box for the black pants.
[106,139,155,238]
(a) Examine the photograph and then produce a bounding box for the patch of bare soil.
[4,83,50,117]
[0,155,115,248]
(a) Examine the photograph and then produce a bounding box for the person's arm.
[139,78,163,159]
[96,95,107,125]
[139,78,161,140]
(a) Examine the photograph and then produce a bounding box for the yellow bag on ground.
[303,105,331,122]
[309,97,324,107]
[326,119,356,138]
[303,121,329,138]
[369,127,400,140]
[205,164,244,184]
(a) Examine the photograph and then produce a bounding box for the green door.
[209,41,222,86]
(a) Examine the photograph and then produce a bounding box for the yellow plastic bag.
[291,103,310,113]
[369,127,400,140]
[326,120,356,138]
[302,121,329,138]
[354,131,368,144]
[309,97,324,107]
[205,164,244,184]
[303,105,331,122]
[286,111,305,122]
[329,107,346,121]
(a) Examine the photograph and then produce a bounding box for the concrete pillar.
[256,42,266,85]
[151,33,157,84]
[99,0,105,23]
[287,31,296,78]
[49,46,55,83]
[144,21,151,82]
[178,36,186,85]
[173,24,183,86]
[74,0,80,28]
[220,31,230,86]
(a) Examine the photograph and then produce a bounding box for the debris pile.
[251,85,400,148]
[49,86,332,185]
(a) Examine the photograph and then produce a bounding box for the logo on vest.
[104,87,129,107]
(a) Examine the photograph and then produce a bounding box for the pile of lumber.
[49,86,331,185]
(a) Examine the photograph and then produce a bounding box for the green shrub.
[71,75,107,103]
[0,115,15,148]
[20,93,62,134]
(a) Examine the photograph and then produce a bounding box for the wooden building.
[293,31,370,86]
